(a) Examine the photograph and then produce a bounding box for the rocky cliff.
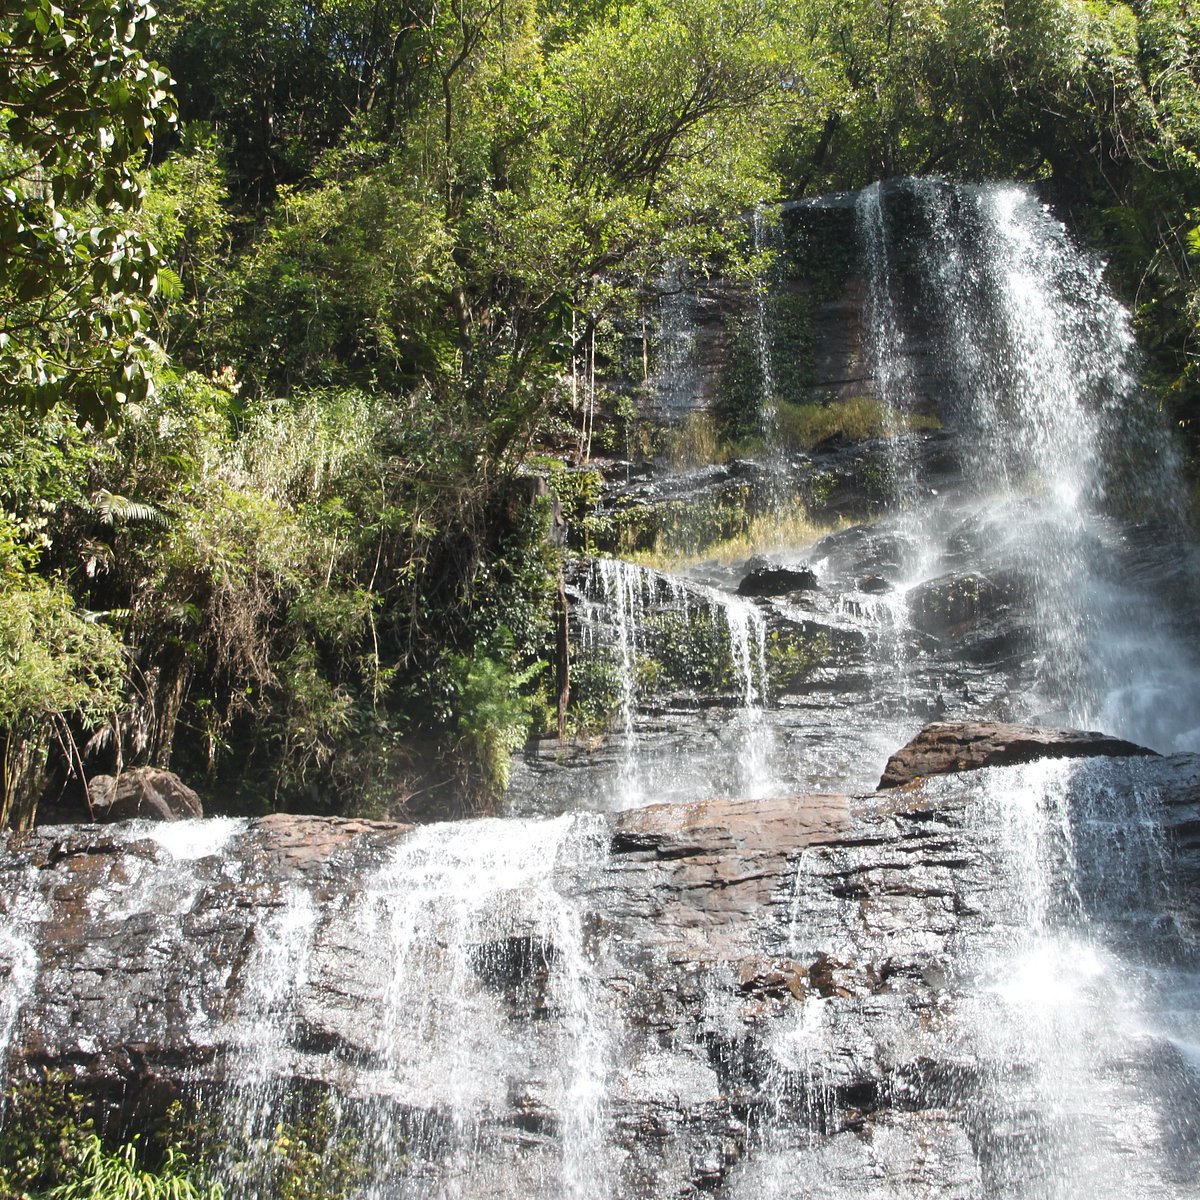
[3,732,1197,1198]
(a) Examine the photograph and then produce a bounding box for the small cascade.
[852,185,943,733]
[215,886,319,1200]
[651,266,702,418]
[575,558,772,806]
[0,874,43,1103]
[347,814,611,1199]
[752,203,781,451]
[721,593,773,796]
[856,182,931,525]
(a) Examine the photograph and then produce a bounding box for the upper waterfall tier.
[515,180,1200,820]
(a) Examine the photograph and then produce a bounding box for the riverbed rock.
[86,767,204,821]
[878,720,1158,789]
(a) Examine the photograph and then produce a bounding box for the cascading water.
[651,267,702,418]
[844,178,1200,756]
[3,179,1200,1200]
[559,557,772,809]
[933,759,1199,1200]
[0,877,43,1107]
[347,815,611,1200]
[752,202,781,451]
[215,884,319,1199]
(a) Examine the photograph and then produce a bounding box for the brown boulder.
[878,720,1157,789]
[87,767,204,821]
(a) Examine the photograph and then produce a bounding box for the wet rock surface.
[878,720,1158,789]
[2,751,1198,1197]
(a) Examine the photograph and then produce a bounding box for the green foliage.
[43,1136,221,1200]
[639,607,737,695]
[226,156,455,396]
[661,413,738,471]
[765,628,830,693]
[0,1077,361,1200]
[563,654,622,736]
[216,1097,365,1200]
[447,634,544,799]
[0,0,176,424]
[0,522,123,827]
[136,134,232,365]
[0,1071,95,1196]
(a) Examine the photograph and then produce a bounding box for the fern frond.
[93,490,168,528]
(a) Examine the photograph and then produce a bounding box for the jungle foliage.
[2,0,1200,822]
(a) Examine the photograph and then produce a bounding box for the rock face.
[86,767,204,821]
[2,750,1198,1198]
[878,720,1158,789]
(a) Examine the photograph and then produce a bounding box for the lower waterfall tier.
[2,738,1198,1198]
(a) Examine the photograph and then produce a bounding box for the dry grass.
[774,395,941,450]
[628,499,845,571]
[661,412,757,469]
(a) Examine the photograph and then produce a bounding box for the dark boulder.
[878,720,1158,789]
[905,570,1021,639]
[87,767,204,821]
[736,562,819,597]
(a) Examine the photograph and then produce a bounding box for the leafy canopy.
[0,0,175,424]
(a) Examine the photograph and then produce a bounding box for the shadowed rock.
[878,720,1158,789]
[736,562,819,597]
[905,570,1022,639]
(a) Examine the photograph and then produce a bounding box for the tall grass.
[628,499,845,570]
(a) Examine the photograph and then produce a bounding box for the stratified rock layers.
[1,747,1197,1197]
[878,720,1157,789]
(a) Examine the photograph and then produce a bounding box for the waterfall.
[651,266,702,418]
[215,885,319,1200]
[575,558,772,805]
[3,179,1200,1200]
[857,182,922,514]
[857,178,1200,754]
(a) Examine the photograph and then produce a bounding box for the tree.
[0,0,176,425]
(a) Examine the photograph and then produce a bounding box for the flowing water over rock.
[3,180,1200,1197]
[513,558,774,812]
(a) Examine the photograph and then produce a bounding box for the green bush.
[448,634,545,799]
[0,524,124,828]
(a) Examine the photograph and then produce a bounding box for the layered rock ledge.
[1,746,1197,1198]
[878,719,1158,789]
